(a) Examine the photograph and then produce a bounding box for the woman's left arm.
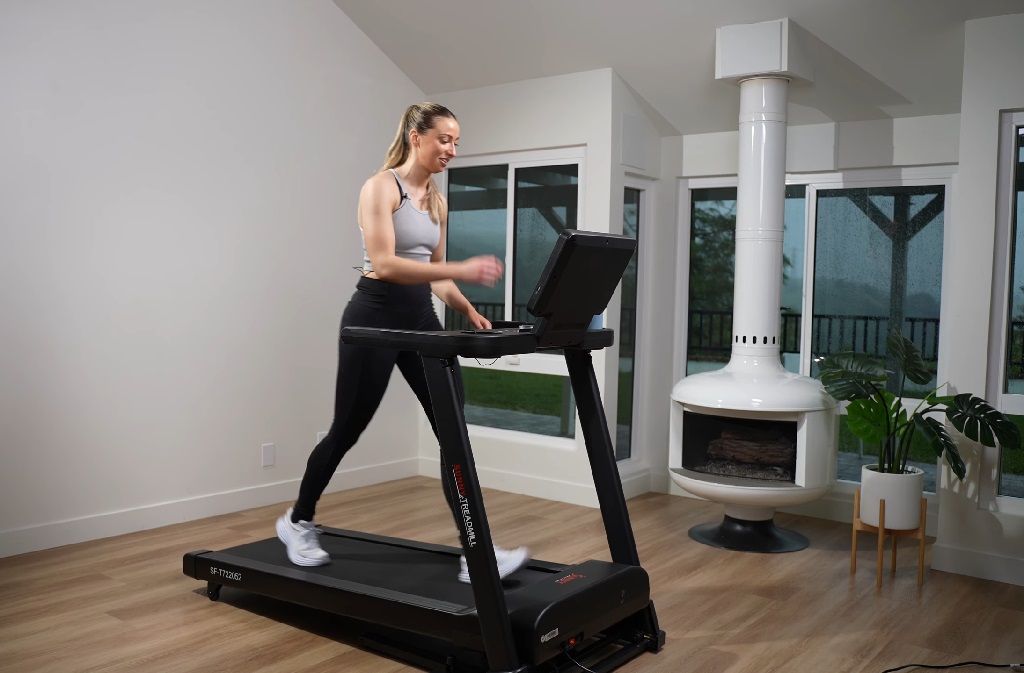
[430,201,493,330]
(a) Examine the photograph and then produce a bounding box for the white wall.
[932,13,1024,585]
[0,0,424,556]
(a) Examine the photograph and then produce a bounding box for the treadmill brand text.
[210,567,242,582]
[452,464,477,547]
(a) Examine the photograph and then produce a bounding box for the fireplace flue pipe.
[731,76,789,370]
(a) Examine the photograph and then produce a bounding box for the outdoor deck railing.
[688,309,941,362]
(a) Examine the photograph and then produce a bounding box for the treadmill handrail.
[339,325,614,358]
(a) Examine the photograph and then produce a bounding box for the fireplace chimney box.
[715,18,814,83]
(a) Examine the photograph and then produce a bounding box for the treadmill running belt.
[222,531,552,610]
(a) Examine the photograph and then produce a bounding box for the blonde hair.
[382,102,456,224]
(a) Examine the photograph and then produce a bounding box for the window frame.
[798,167,955,382]
[616,176,651,467]
[986,109,1024,510]
[437,147,586,377]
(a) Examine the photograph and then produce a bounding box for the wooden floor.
[2,477,1023,673]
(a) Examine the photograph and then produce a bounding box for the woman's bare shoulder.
[361,169,400,200]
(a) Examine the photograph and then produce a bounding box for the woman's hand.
[467,310,492,329]
[460,255,504,286]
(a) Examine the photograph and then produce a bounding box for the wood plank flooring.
[2,477,1023,673]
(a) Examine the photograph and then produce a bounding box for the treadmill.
[183,230,665,673]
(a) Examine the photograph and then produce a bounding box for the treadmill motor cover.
[505,560,651,665]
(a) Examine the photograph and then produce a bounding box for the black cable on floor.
[882,662,1020,673]
[561,646,597,673]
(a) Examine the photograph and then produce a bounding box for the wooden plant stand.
[850,489,927,588]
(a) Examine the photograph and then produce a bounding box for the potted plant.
[818,331,1021,529]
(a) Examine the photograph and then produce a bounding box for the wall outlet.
[261,443,275,468]
[317,431,328,443]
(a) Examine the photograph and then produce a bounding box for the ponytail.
[380,102,456,224]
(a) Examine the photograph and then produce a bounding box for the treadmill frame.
[184,230,664,672]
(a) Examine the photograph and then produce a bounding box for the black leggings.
[292,276,462,525]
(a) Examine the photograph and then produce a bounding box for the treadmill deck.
[184,527,653,664]
[195,527,561,613]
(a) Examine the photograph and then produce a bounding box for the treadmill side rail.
[183,549,484,650]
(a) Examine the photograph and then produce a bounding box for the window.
[446,163,579,330]
[686,186,736,376]
[445,165,507,326]
[685,185,805,376]
[683,175,948,488]
[991,112,1024,499]
[809,182,946,490]
[444,155,582,438]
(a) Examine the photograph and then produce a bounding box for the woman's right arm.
[359,173,500,286]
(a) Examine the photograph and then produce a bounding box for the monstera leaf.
[945,393,1022,450]
[845,390,898,446]
[886,332,933,386]
[914,415,965,480]
[819,352,886,401]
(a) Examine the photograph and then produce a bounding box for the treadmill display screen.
[527,230,636,348]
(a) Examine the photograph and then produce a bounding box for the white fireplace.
[669,364,838,551]
[669,27,838,552]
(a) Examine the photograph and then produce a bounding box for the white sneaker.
[276,508,330,567]
[458,546,529,583]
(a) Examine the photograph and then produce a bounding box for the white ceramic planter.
[859,464,925,530]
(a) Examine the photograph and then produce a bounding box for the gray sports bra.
[360,169,440,273]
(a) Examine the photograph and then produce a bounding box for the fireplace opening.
[682,411,797,482]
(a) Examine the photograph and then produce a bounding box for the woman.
[276,102,528,583]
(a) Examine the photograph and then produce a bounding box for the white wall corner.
[661,136,684,179]
[650,469,672,494]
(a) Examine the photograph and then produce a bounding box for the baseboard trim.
[620,468,653,501]
[0,460,418,558]
[780,485,940,537]
[931,543,1024,587]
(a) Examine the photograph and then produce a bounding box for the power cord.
[882,662,1021,673]
[561,645,596,673]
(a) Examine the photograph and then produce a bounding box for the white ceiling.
[331,0,1022,136]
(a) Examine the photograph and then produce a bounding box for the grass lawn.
[461,368,635,424]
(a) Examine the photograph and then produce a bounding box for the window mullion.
[799,184,820,377]
[505,166,516,321]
